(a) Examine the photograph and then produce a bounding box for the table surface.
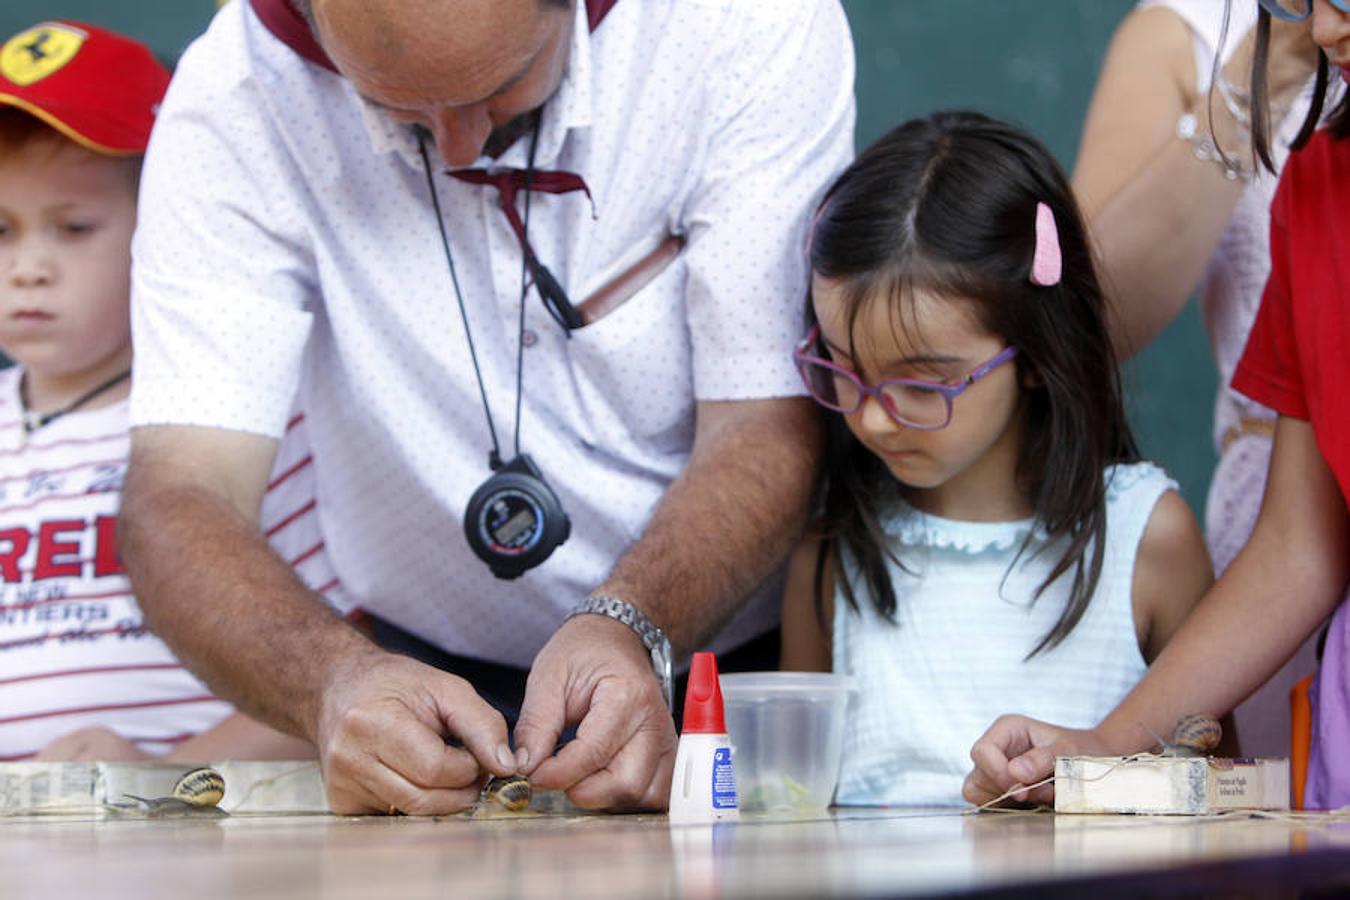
[4,805,1350,899]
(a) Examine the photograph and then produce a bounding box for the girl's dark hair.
[809,110,1140,659]
[1251,4,1349,171]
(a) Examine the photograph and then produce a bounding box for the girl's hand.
[962,715,1111,808]
[36,726,154,761]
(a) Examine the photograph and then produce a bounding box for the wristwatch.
[567,594,673,710]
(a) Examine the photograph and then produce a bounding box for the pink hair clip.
[1030,202,1062,287]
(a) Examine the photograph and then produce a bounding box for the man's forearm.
[121,476,378,742]
[594,397,822,653]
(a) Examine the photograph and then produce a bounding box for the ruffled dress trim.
[880,462,1168,555]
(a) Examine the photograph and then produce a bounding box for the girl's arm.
[1097,417,1347,753]
[780,535,834,672]
[965,417,1348,805]
[1073,7,1317,357]
[1130,491,1240,754]
[1130,490,1215,664]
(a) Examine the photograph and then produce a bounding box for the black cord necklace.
[417,117,571,580]
[20,368,132,435]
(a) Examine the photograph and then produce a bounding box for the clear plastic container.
[718,672,856,813]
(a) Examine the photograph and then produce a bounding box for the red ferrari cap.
[0,20,171,156]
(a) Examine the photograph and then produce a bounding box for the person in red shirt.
[963,0,1350,809]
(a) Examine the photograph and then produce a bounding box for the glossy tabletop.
[3,805,1349,899]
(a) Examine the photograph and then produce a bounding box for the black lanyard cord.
[419,134,514,469]
[514,117,543,460]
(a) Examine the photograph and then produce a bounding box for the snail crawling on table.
[1156,713,1223,758]
[122,766,228,819]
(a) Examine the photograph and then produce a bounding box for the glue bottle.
[668,651,739,822]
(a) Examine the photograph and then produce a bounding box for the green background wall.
[0,0,1218,513]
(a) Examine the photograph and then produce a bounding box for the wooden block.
[0,760,327,816]
[1054,755,1290,815]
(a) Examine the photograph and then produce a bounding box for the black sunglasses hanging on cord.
[417,117,570,579]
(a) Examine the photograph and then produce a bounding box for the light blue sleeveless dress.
[833,463,1176,807]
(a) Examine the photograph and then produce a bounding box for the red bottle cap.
[681,651,727,734]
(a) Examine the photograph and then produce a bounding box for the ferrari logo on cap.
[1,23,88,87]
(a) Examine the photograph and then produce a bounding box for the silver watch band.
[567,594,673,709]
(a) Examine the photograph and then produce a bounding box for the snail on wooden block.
[1160,713,1222,757]
[122,766,228,818]
[481,774,532,812]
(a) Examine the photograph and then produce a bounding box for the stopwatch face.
[477,488,544,555]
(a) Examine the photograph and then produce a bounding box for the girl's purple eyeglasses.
[793,324,1020,430]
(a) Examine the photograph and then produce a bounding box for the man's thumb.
[512,677,565,775]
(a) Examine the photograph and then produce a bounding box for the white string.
[967,753,1180,814]
[223,762,322,814]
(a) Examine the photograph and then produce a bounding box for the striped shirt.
[0,366,343,759]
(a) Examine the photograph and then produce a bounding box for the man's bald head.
[302,0,576,166]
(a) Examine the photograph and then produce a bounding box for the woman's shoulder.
[1134,0,1254,60]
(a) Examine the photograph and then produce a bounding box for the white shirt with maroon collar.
[130,0,856,666]
[0,367,343,759]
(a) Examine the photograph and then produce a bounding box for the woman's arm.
[1074,7,1317,357]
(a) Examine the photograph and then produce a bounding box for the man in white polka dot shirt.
[121,0,854,815]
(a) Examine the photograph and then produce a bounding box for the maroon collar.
[250,0,620,73]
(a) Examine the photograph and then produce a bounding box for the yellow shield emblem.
[1,23,88,87]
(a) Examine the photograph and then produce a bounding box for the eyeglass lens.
[798,358,952,428]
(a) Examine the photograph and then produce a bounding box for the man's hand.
[513,615,676,810]
[963,715,1110,808]
[315,649,516,815]
[36,726,153,762]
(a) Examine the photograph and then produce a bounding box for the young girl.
[779,110,1214,807]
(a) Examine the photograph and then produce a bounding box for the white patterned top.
[128,0,855,665]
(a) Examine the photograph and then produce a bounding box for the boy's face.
[0,138,137,377]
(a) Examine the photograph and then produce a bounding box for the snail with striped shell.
[480,774,532,813]
[1159,714,1223,758]
[122,767,228,818]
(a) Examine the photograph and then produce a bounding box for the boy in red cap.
[0,21,339,763]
